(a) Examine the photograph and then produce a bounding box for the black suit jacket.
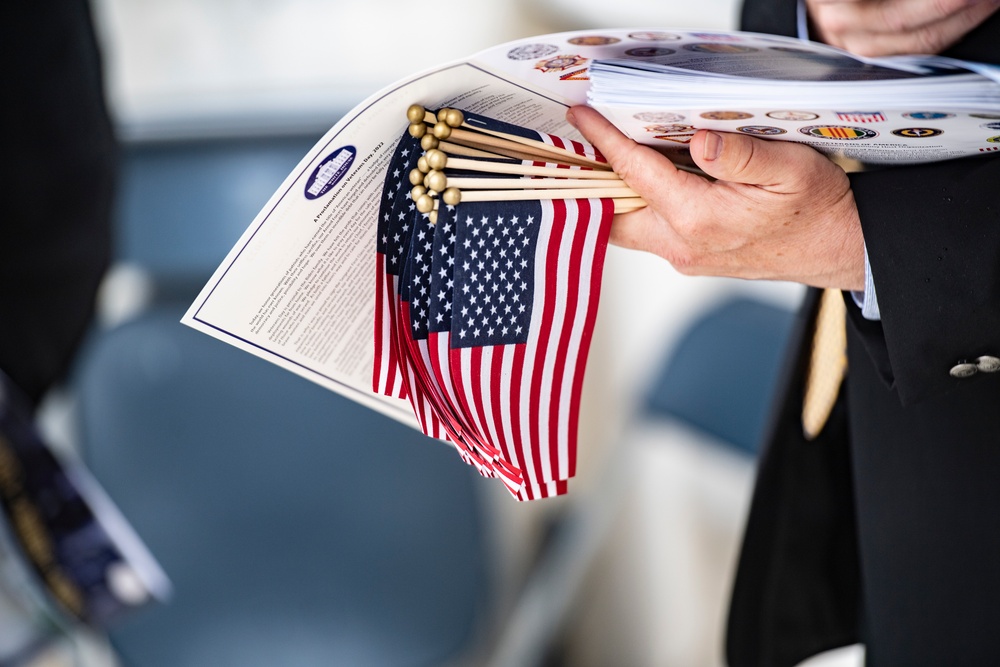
[727,6,1000,666]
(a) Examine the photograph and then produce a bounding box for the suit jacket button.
[976,355,1000,373]
[950,362,979,378]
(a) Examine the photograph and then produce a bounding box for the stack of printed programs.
[183,28,1000,499]
[586,29,1000,164]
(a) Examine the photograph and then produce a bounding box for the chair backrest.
[74,304,489,667]
[113,134,321,298]
[643,296,796,456]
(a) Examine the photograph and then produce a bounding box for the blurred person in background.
[569,0,1000,664]
[2,1,116,409]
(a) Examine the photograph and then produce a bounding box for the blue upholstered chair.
[643,295,797,456]
[74,304,490,667]
[72,132,493,666]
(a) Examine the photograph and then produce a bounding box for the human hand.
[806,0,999,56]
[566,105,865,291]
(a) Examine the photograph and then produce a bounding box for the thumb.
[690,129,812,189]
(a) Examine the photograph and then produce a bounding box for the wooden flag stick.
[459,187,641,202]
[458,122,611,170]
[445,176,628,190]
[446,127,606,169]
[442,156,624,180]
[432,196,646,215]
[444,136,585,166]
[438,141,509,160]
[614,199,647,214]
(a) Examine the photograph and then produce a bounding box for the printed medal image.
[902,112,955,120]
[835,112,885,123]
[891,128,943,138]
[534,55,587,73]
[634,111,686,123]
[628,32,682,41]
[645,123,694,134]
[568,35,620,46]
[624,47,676,57]
[701,111,753,120]
[738,126,786,136]
[507,44,558,61]
[767,110,818,121]
[799,125,878,140]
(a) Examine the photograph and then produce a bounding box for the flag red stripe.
[526,199,566,486]
[373,254,386,392]
[546,198,589,481]
[374,255,406,397]
[568,198,613,476]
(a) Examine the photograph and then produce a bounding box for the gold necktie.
[802,288,847,440]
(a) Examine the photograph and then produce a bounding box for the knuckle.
[728,138,756,180]
[876,2,908,33]
[611,144,651,185]
[912,28,947,54]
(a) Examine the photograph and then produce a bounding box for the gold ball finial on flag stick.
[444,108,465,128]
[420,134,439,151]
[432,121,452,140]
[406,104,426,124]
[415,193,435,214]
[425,149,447,171]
[428,209,438,224]
[402,105,648,214]
[426,170,447,193]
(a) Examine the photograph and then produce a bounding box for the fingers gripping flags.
[373,114,613,500]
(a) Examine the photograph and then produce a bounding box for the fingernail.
[566,109,578,127]
[704,131,723,161]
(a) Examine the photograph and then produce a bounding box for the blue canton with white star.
[450,200,541,349]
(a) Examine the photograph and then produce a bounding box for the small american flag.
[447,197,612,500]
[373,134,422,398]
[374,112,613,500]
[397,210,454,441]
[426,204,524,493]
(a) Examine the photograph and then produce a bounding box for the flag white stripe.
[558,199,603,480]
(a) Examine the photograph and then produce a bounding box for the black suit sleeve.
[847,157,1000,406]
[842,11,1000,406]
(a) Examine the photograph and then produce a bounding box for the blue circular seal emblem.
[304,146,355,200]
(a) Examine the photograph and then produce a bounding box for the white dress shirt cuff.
[851,245,882,320]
